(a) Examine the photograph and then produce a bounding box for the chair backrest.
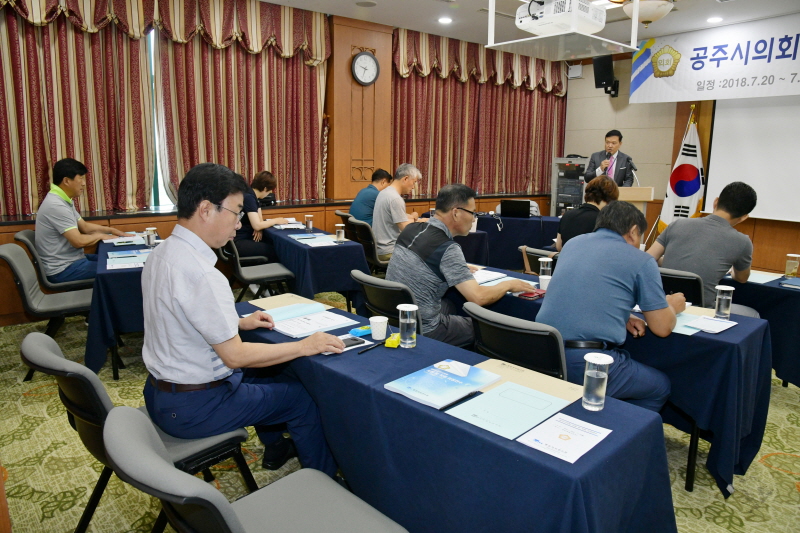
[350,218,387,269]
[659,267,705,308]
[0,243,47,314]
[350,270,420,332]
[223,241,246,278]
[104,406,244,533]
[519,246,558,275]
[463,302,568,381]
[334,210,359,243]
[15,230,93,291]
[20,332,115,464]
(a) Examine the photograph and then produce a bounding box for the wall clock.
[352,51,380,86]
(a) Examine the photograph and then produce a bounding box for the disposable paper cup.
[539,275,552,290]
[369,316,388,341]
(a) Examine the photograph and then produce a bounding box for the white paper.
[672,313,700,336]
[480,276,536,289]
[473,269,508,285]
[106,262,145,270]
[746,271,786,284]
[273,223,305,230]
[685,316,738,334]
[107,236,146,245]
[321,334,374,355]
[272,311,357,338]
[516,413,612,464]
[307,241,338,247]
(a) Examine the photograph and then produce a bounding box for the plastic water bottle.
[397,304,418,349]
[582,353,614,411]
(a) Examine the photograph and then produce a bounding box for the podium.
[618,187,654,215]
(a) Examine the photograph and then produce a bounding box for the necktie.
[607,154,616,179]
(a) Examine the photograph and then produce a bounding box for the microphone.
[628,157,638,171]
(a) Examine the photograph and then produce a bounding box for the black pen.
[358,342,384,354]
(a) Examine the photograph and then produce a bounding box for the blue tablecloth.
[482,268,772,496]
[453,230,489,265]
[476,215,560,270]
[265,227,370,299]
[238,302,677,533]
[719,277,800,388]
[85,241,147,372]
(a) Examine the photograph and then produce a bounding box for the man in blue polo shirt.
[537,201,685,412]
[348,168,392,225]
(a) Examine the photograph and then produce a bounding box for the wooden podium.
[618,187,654,215]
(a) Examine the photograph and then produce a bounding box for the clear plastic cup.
[714,285,735,320]
[786,254,799,278]
[145,227,157,235]
[538,257,552,277]
[396,304,418,348]
[144,233,157,248]
[582,352,614,411]
[539,275,551,290]
[304,215,313,233]
[335,224,345,243]
[369,316,388,341]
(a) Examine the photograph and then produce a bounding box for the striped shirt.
[141,224,237,383]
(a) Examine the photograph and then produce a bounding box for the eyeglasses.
[456,207,478,220]
[215,204,245,222]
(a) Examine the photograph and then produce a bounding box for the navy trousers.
[565,347,671,413]
[144,367,337,477]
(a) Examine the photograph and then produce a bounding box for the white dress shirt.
[141,224,238,383]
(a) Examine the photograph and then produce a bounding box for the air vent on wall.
[716,0,736,3]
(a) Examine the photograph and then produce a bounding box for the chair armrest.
[239,256,269,266]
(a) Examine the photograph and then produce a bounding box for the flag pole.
[682,104,695,142]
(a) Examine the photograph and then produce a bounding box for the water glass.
[304,215,313,233]
[144,233,157,248]
[538,257,552,277]
[145,227,157,235]
[786,254,800,278]
[396,304,418,349]
[335,224,345,243]
[714,285,735,320]
[582,352,614,411]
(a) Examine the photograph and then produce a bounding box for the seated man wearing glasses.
[141,163,345,476]
[386,184,534,346]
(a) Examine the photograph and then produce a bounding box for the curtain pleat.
[392,29,566,196]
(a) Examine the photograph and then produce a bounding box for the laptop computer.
[500,200,532,218]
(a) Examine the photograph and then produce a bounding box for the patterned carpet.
[0,292,798,532]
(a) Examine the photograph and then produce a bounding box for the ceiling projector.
[516,0,606,36]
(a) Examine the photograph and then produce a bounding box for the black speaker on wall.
[592,55,619,98]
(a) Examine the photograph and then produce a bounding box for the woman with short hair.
[555,177,619,251]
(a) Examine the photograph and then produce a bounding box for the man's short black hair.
[595,201,647,237]
[177,163,248,219]
[717,181,757,219]
[605,129,623,142]
[435,183,477,213]
[372,168,392,183]
[53,158,88,185]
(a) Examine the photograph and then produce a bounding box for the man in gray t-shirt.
[35,158,132,283]
[372,163,424,260]
[386,184,534,346]
[647,181,757,307]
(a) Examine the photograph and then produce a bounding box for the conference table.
[720,277,800,389]
[84,231,371,374]
[475,215,560,270]
[451,267,773,497]
[238,303,677,533]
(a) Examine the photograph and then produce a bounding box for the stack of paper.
[779,278,800,290]
[266,303,357,338]
[685,316,737,334]
[517,414,612,464]
[289,234,338,247]
[473,269,508,285]
[384,360,500,410]
[745,270,786,284]
[106,236,145,246]
[274,222,305,229]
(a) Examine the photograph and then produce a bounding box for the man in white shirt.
[141,163,345,476]
[372,163,423,261]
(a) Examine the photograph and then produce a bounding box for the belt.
[148,375,226,393]
[564,340,620,350]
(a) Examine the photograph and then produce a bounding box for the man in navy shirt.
[537,201,685,412]
[349,168,392,225]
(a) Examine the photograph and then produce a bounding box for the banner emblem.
[652,46,681,78]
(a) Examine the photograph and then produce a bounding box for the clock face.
[352,52,380,86]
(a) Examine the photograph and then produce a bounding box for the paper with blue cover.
[446,381,573,439]
[779,277,800,290]
[107,249,151,259]
[384,360,501,410]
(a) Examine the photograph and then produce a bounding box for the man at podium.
[584,129,634,187]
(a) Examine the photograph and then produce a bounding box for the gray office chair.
[351,270,420,333]
[334,210,359,243]
[104,406,408,533]
[0,243,94,381]
[463,302,568,381]
[519,246,558,276]
[659,267,705,307]
[14,229,94,291]
[20,332,258,533]
[220,241,295,303]
[350,218,389,273]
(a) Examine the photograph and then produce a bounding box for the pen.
[358,342,384,354]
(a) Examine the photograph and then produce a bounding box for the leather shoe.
[262,437,297,470]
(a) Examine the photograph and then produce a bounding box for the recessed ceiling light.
[707,17,723,23]
[438,17,453,24]
[355,1,377,7]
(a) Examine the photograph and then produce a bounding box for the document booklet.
[473,269,508,285]
[447,382,573,440]
[107,249,151,259]
[271,308,357,338]
[384,360,501,410]
[273,222,305,230]
[517,413,611,464]
[779,277,800,290]
[289,234,337,247]
[109,236,145,246]
[106,254,150,269]
[746,270,786,284]
[685,316,737,334]
[250,293,331,312]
